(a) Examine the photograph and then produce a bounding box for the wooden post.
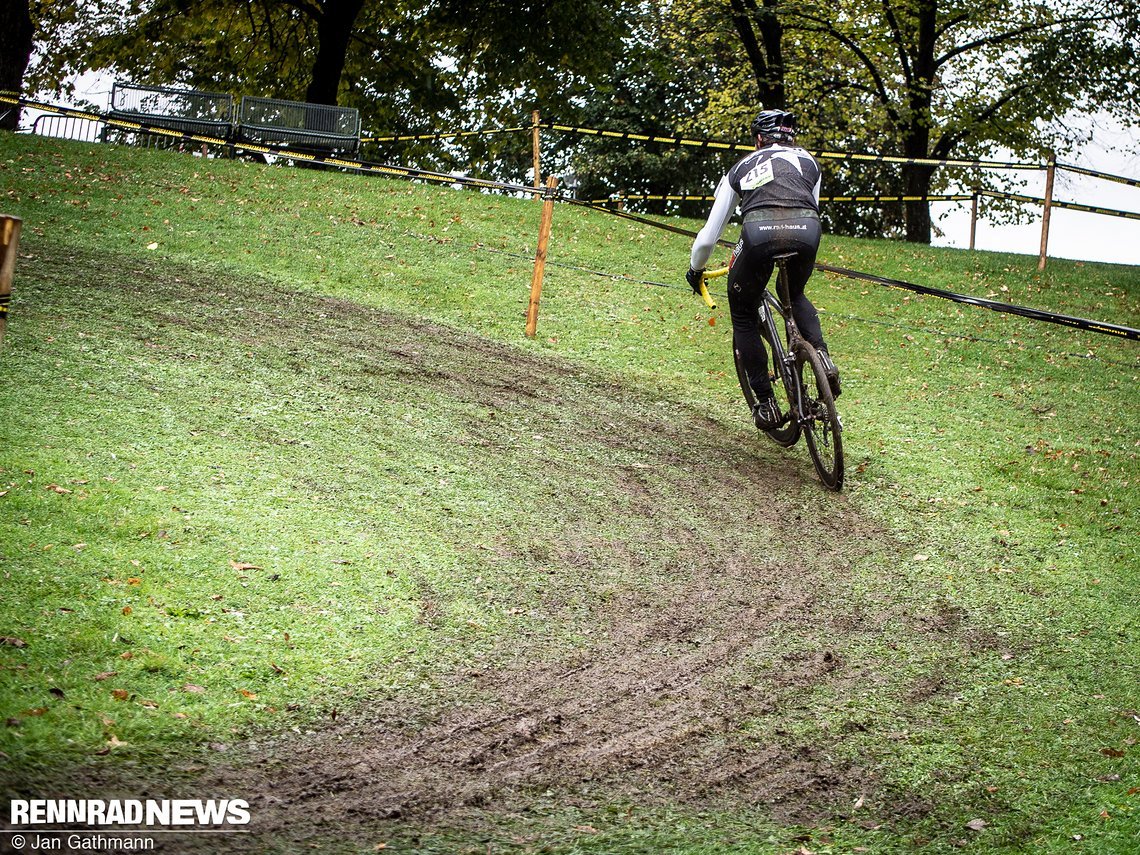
[531,110,542,196]
[526,176,558,338]
[969,188,979,250]
[0,215,22,348]
[1038,153,1056,272]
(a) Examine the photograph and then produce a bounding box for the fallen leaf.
[121,606,132,616]
[107,734,128,748]
[1101,747,1126,758]
[23,707,48,717]
[146,242,159,250]
[853,795,865,809]
[269,662,286,675]
[172,712,189,720]
[0,637,28,648]
[45,484,72,494]
[111,689,129,701]
[182,684,206,694]
[230,560,263,571]
[965,818,987,832]
[238,689,257,699]
[140,699,159,709]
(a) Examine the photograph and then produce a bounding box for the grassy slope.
[0,134,1137,852]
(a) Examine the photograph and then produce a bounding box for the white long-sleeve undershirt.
[690,175,740,271]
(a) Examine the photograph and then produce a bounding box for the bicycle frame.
[701,253,844,489]
[764,256,810,429]
[706,255,806,430]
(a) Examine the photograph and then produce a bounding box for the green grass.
[1,133,1138,853]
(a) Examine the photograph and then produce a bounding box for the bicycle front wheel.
[794,342,844,490]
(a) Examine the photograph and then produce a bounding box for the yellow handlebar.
[697,266,728,309]
[698,281,716,309]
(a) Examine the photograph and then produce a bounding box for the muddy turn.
[6,245,938,850]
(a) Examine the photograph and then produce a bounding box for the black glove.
[686,267,705,295]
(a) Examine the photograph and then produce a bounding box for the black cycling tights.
[727,216,825,400]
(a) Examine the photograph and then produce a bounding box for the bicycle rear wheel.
[734,335,800,447]
[794,342,844,490]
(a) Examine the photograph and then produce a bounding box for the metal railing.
[237,96,360,155]
[31,113,103,143]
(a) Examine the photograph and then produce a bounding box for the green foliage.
[654,0,1140,240]
[555,7,739,214]
[26,0,631,160]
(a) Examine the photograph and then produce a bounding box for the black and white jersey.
[690,143,822,271]
[728,144,821,216]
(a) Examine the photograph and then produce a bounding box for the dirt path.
[5,245,940,852]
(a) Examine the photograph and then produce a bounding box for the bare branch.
[935,12,1125,68]
[880,0,913,86]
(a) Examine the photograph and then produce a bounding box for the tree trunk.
[902,0,938,244]
[0,0,35,131]
[728,0,785,109]
[903,162,934,243]
[304,0,366,106]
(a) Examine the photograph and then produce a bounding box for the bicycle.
[695,253,844,490]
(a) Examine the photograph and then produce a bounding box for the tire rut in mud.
[17,244,908,846]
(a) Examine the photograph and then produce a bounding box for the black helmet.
[750,109,796,143]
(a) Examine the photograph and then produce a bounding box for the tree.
[727,0,785,109]
[563,5,738,215]
[0,0,35,130]
[304,0,367,105]
[25,0,630,169]
[688,0,1140,242]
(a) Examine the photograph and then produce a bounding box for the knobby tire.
[794,342,844,491]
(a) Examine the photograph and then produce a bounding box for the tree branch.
[931,77,1040,158]
[787,12,902,125]
[934,11,973,42]
[880,0,913,86]
[935,12,1125,68]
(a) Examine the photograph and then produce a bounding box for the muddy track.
[7,245,937,850]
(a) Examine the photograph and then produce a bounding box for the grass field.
[0,133,1137,853]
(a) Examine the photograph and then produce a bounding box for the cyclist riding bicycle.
[687,109,840,430]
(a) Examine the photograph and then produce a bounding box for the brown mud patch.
[3,245,953,851]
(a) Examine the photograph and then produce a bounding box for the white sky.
[931,115,1140,267]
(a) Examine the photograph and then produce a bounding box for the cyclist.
[687,109,839,430]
